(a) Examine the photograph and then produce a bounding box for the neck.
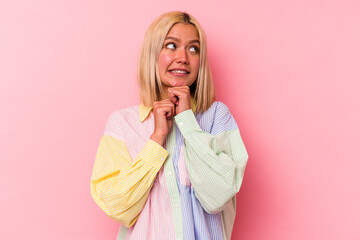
[160,86,169,100]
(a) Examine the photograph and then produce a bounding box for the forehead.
[166,23,199,40]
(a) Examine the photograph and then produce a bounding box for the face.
[158,23,200,94]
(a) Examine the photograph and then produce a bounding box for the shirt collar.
[139,97,197,123]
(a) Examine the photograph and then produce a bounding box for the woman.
[91,11,248,240]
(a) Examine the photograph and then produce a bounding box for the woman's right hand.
[150,99,175,146]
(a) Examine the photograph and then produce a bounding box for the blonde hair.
[138,11,215,113]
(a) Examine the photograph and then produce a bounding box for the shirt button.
[167,171,172,175]
[179,122,183,126]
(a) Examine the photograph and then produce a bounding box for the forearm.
[175,110,248,213]
[91,135,168,227]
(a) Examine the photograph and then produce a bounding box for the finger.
[168,87,191,115]
[165,104,175,119]
[156,99,175,108]
[168,89,180,105]
[168,86,190,93]
[168,87,190,99]
[167,117,174,127]
[153,100,176,120]
[158,100,175,110]
[156,103,175,118]
[154,100,174,110]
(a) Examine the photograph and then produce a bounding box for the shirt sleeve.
[174,105,248,214]
[90,133,168,228]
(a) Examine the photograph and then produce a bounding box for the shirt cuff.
[137,139,169,169]
[174,109,202,135]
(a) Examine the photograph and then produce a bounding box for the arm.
[90,117,168,228]
[91,101,174,228]
[174,103,248,214]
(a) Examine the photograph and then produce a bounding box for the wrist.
[177,102,191,115]
[150,133,166,146]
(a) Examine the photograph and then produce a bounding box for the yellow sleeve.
[90,135,168,228]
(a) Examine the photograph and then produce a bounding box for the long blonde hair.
[138,11,215,113]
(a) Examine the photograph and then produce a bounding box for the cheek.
[192,59,200,75]
[158,53,172,71]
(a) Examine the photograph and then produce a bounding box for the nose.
[175,48,189,64]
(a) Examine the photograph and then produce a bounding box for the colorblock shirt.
[91,101,248,240]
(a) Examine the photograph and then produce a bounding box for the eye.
[165,42,176,49]
[189,45,199,53]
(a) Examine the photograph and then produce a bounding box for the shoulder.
[202,101,238,135]
[203,101,232,120]
[106,105,139,124]
[213,101,231,114]
[104,105,140,139]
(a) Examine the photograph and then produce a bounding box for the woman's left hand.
[168,86,191,115]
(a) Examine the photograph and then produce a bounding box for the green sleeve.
[175,109,248,213]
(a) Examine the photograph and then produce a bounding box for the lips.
[168,68,190,77]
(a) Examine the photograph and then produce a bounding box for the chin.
[169,80,189,87]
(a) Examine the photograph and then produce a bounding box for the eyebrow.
[165,36,200,44]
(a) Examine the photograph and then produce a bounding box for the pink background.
[1,0,359,239]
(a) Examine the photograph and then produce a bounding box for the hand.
[168,86,191,115]
[150,99,175,146]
